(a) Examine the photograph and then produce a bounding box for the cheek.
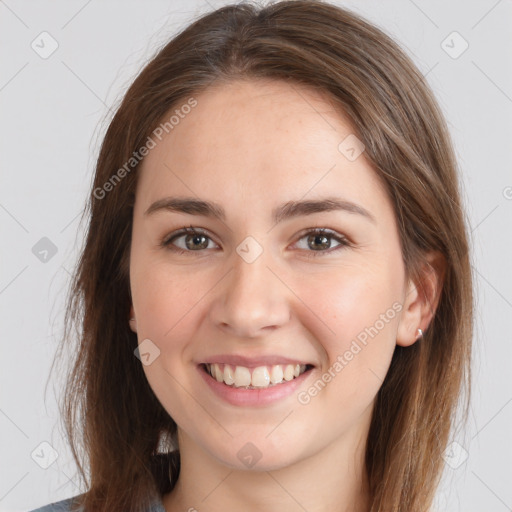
[289,276,399,427]
[131,264,202,415]
[296,262,401,375]
[131,256,198,352]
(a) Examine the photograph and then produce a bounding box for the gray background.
[1,1,511,511]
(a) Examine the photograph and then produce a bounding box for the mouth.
[200,362,315,390]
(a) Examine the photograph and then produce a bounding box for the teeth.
[205,363,308,389]
[214,364,224,383]
[270,365,284,384]
[283,364,295,381]
[223,364,235,385]
[251,366,270,388]
[233,366,251,387]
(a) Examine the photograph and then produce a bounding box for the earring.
[416,328,423,340]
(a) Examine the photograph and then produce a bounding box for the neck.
[163,413,371,512]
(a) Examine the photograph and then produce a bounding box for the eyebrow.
[144,196,376,225]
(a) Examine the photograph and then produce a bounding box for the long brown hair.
[55,1,473,510]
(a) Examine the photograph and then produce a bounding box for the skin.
[128,79,443,512]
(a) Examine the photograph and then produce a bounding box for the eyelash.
[160,225,351,258]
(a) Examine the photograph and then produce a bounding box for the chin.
[205,435,306,472]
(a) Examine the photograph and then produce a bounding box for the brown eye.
[162,227,218,253]
[307,232,331,251]
[182,233,210,250]
[294,228,350,257]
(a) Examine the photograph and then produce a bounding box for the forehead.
[135,79,391,223]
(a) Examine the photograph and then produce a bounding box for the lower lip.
[197,364,314,407]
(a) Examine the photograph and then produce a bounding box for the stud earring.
[416,328,423,340]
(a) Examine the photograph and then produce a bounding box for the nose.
[208,248,291,338]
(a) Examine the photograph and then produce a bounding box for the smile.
[202,362,313,389]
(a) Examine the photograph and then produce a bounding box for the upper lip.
[200,354,315,369]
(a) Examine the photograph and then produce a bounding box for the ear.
[396,251,446,347]
[129,305,137,333]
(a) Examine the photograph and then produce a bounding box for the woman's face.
[129,79,415,471]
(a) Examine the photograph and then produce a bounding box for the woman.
[31,1,473,511]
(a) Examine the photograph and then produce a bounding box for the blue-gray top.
[28,493,167,512]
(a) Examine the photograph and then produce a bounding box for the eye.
[161,226,219,254]
[293,228,351,257]
[161,226,351,256]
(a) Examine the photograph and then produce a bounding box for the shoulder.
[28,493,166,512]
[28,494,84,512]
